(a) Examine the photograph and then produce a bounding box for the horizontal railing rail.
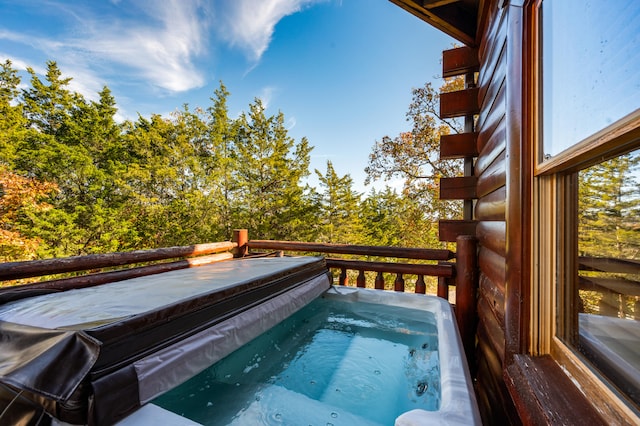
[0,242,236,282]
[247,240,455,261]
[577,255,640,320]
[578,256,640,275]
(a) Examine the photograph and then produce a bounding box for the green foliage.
[579,151,640,259]
[315,161,362,243]
[234,98,316,240]
[577,149,640,317]
[360,187,441,249]
[0,61,452,261]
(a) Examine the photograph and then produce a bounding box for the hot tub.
[0,257,479,425]
[145,286,481,426]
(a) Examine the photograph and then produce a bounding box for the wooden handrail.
[578,256,640,274]
[325,258,453,277]
[0,242,237,281]
[0,253,234,303]
[247,240,455,261]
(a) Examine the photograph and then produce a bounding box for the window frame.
[528,0,640,420]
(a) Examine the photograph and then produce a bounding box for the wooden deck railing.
[247,238,455,293]
[0,242,236,294]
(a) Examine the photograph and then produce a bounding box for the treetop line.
[0,59,463,264]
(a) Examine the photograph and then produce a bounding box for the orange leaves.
[0,167,57,260]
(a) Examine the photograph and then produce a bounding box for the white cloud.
[0,52,46,76]
[0,1,210,94]
[286,116,297,130]
[258,86,277,109]
[74,0,210,92]
[1,0,327,96]
[214,0,324,62]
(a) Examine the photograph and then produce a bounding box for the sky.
[0,0,454,192]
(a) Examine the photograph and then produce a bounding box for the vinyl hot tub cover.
[0,256,330,425]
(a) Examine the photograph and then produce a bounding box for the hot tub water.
[154,296,440,425]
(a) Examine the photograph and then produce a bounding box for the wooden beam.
[325,258,454,278]
[423,0,460,8]
[248,240,454,260]
[440,132,479,159]
[232,229,248,257]
[505,355,607,425]
[456,235,478,367]
[388,0,477,46]
[0,242,237,281]
[440,176,478,200]
[440,87,480,118]
[578,256,640,274]
[439,219,478,242]
[443,46,479,77]
[579,276,640,297]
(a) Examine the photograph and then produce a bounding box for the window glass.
[542,1,640,159]
[576,148,640,405]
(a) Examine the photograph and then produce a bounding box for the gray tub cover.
[0,256,329,425]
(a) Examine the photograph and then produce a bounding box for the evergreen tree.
[0,60,27,168]
[315,161,362,243]
[579,150,640,259]
[234,98,316,240]
[206,82,238,239]
[14,63,139,255]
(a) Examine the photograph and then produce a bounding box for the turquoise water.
[153,296,440,425]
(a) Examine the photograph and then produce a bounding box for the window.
[541,0,640,159]
[573,150,640,406]
[535,0,640,412]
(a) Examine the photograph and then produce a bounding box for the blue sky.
[0,0,453,192]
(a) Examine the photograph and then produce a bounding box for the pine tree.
[234,98,316,240]
[206,82,238,239]
[315,161,362,243]
[0,60,28,168]
[579,150,640,260]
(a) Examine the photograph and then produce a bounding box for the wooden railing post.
[438,276,449,300]
[456,235,478,368]
[375,272,385,290]
[415,275,426,294]
[357,270,366,288]
[339,268,348,286]
[394,273,405,292]
[437,261,450,299]
[232,229,248,258]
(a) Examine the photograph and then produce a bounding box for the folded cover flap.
[0,321,100,401]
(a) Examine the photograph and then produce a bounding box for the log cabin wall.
[436,2,520,421]
[435,1,530,422]
[474,0,524,423]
